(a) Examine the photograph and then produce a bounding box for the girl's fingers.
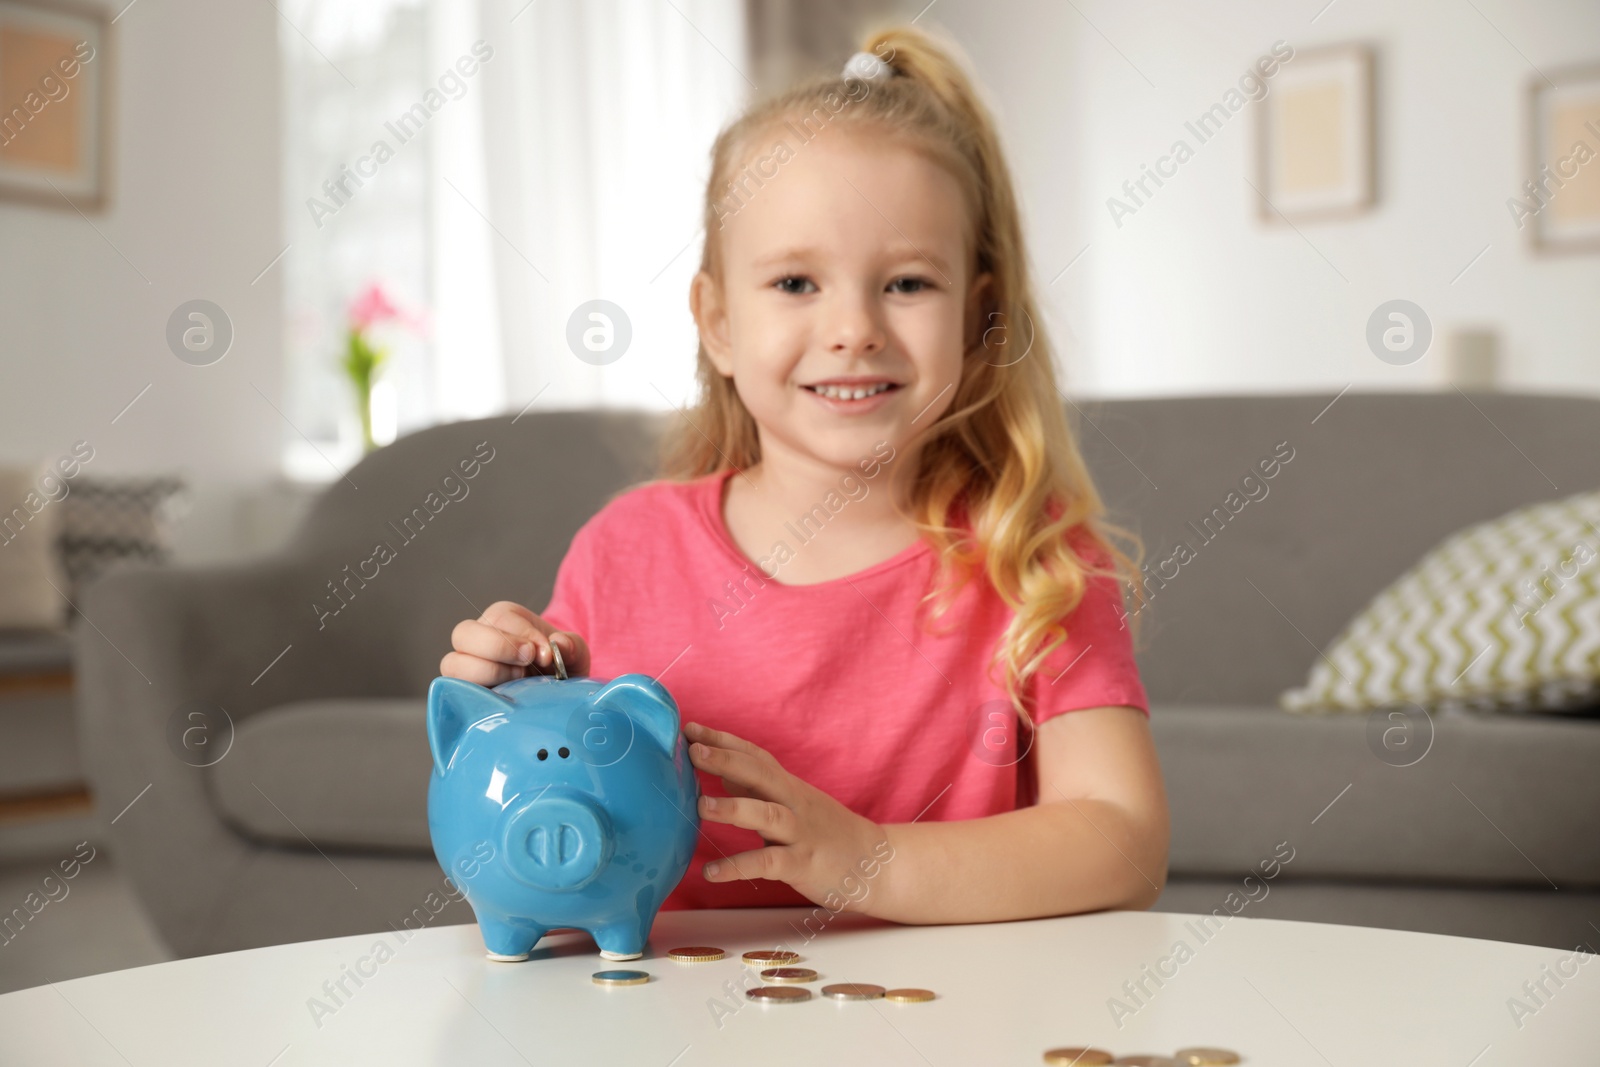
[702,844,792,884]
[438,649,523,687]
[684,721,771,761]
[698,794,797,843]
[479,599,543,632]
[689,742,785,801]
[451,618,535,668]
[478,601,551,658]
[472,602,589,675]
[445,600,590,682]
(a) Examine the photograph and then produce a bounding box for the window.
[279,0,430,481]
[277,0,750,481]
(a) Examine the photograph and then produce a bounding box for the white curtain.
[429,0,751,419]
[426,0,503,423]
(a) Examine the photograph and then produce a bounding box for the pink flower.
[347,281,428,334]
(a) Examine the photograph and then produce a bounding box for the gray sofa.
[76,394,1600,958]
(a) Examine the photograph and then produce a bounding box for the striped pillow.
[1281,489,1600,714]
[56,475,187,614]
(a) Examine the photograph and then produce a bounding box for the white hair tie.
[843,51,893,82]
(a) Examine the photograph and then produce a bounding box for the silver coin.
[591,969,650,986]
[821,982,885,1000]
[746,985,811,1003]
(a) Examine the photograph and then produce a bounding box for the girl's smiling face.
[692,124,990,476]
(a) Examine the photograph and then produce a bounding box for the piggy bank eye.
[537,748,549,761]
[558,746,571,759]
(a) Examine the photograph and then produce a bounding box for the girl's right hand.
[440,600,591,686]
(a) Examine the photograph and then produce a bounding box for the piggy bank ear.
[427,676,512,775]
[591,674,682,755]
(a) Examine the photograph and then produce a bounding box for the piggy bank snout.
[501,789,614,892]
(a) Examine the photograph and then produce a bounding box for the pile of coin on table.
[1042,1047,1242,1065]
[590,949,1239,1063]
[588,945,934,1005]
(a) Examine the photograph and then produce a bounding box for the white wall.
[0,0,284,561]
[5,0,1596,563]
[935,0,1600,397]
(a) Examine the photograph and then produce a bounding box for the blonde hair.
[655,23,1145,726]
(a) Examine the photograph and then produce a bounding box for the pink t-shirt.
[540,467,1148,910]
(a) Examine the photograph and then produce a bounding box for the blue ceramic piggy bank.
[425,672,699,961]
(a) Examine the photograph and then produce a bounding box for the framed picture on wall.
[1255,42,1375,223]
[0,0,108,209]
[1525,64,1600,254]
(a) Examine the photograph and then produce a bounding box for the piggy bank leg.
[478,916,547,962]
[592,915,652,961]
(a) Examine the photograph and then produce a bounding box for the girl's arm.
[686,705,1169,924]
[871,705,1170,923]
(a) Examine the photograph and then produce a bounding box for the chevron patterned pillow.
[1281,489,1600,714]
[55,475,187,618]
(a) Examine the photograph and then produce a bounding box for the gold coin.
[1111,1058,1180,1066]
[746,985,811,1003]
[590,969,650,986]
[821,982,886,1000]
[666,946,727,962]
[1043,1051,1115,1066]
[760,967,818,983]
[742,949,801,967]
[884,987,935,1003]
[1174,1050,1241,1066]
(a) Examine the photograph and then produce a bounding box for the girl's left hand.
[685,721,889,909]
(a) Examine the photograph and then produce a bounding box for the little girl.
[442,24,1169,924]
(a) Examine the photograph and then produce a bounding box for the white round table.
[2,907,1594,1064]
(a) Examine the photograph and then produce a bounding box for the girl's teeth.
[813,383,891,400]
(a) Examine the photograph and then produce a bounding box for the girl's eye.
[773,275,932,295]
[775,275,816,295]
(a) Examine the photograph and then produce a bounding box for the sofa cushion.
[1070,394,1600,707]
[1151,702,1600,888]
[217,694,1600,893]
[1280,488,1600,715]
[208,699,432,852]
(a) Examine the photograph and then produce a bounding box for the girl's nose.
[824,294,886,357]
